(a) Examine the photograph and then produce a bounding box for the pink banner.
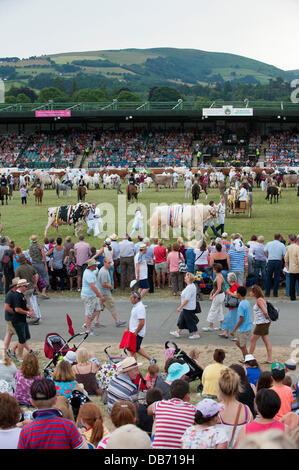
[35,110,71,118]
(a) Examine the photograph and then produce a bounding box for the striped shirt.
[228,249,245,272]
[151,399,196,449]
[17,409,84,449]
[107,373,138,415]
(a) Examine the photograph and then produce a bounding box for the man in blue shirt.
[230,286,253,360]
[264,233,286,297]
[81,259,106,334]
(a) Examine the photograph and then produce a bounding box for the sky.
[0,0,298,70]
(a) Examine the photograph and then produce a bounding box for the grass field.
[2,182,298,250]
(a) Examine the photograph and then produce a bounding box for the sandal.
[218,334,228,338]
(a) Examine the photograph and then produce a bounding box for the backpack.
[66,260,77,277]
[266,301,279,321]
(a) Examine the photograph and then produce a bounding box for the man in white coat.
[86,204,103,237]
[215,198,226,236]
[130,207,144,238]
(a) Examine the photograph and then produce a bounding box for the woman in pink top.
[166,243,185,296]
[14,353,42,406]
[154,239,167,289]
[235,388,285,447]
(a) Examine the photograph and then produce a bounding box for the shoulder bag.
[228,403,242,449]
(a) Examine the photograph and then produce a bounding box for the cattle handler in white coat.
[86,204,103,237]
[130,207,144,238]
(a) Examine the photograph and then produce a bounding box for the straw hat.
[110,233,118,241]
[30,235,38,243]
[17,279,29,287]
[86,259,99,268]
[118,357,142,373]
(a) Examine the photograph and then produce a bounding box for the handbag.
[224,293,240,308]
[178,253,188,273]
[195,299,201,314]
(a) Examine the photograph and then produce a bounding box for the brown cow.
[148,173,174,192]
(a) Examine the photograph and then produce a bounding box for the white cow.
[148,203,218,240]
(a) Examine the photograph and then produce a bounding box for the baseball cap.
[195,399,224,418]
[30,378,56,401]
[271,362,285,372]
[285,359,297,370]
[166,362,190,382]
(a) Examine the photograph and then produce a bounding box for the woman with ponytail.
[77,403,107,449]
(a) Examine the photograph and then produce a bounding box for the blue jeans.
[253,260,267,290]
[265,260,281,297]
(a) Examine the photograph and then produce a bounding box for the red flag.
[66,314,75,336]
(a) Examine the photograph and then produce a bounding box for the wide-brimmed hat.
[186,239,198,249]
[106,424,151,450]
[87,259,99,268]
[166,362,190,382]
[17,279,29,287]
[285,359,297,371]
[110,233,118,241]
[9,277,20,288]
[63,351,77,364]
[139,243,147,250]
[118,357,142,373]
[30,235,38,243]
[244,354,255,363]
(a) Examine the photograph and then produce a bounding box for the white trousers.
[207,292,225,324]
[30,294,41,319]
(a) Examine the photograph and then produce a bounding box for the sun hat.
[87,259,99,268]
[106,424,151,450]
[30,235,38,243]
[139,243,147,250]
[30,378,56,401]
[118,357,142,373]
[63,351,77,364]
[285,359,297,371]
[271,362,285,372]
[9,277,20,288]
[195,399,224,418]
[244,354,256,363]
[105,238,111,245]
[221,232,228,238]
[166,362,190,382]
[110,233,118,241]
[17,279,29,287]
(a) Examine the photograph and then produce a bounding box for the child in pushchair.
[165,341,204,391]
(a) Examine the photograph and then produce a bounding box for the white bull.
[148,203,218,240]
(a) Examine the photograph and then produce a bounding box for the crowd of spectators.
[264,131,299,167]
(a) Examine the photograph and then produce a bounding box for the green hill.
[0,47,295,97]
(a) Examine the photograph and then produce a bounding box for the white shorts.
[207,292,225,324]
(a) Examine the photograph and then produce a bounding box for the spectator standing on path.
[170,273,200,340]
[81,259,106,335]
[167,243,184,296]
[230,286,253,360]
[0,236,9,295]
[264,233,286,298]
[253,236,267,290]
[134,244,150,299]
[110,233,120,289]
[28,235,49,297]
[126,291,156,363]
[284,234,299,301]
[17,378,88,449]
[96,258,126,328]
[228,236,245,286]
[144,238,154,294]
[148,379,197,449]
[74,235,91,292]
[154,239,167,289]
[119,234,135,290]
[107,357,141,415]
[202,264,225,332]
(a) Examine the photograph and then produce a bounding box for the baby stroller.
[99,346,147,404]
[43,331,89,377]
[165,341,203,383]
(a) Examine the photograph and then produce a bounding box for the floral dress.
[181,425,228,449]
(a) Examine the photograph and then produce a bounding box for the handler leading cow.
[44,203,93,238]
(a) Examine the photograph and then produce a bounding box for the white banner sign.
[202,106,253,117]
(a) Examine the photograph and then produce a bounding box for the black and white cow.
[44,203,93,238]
